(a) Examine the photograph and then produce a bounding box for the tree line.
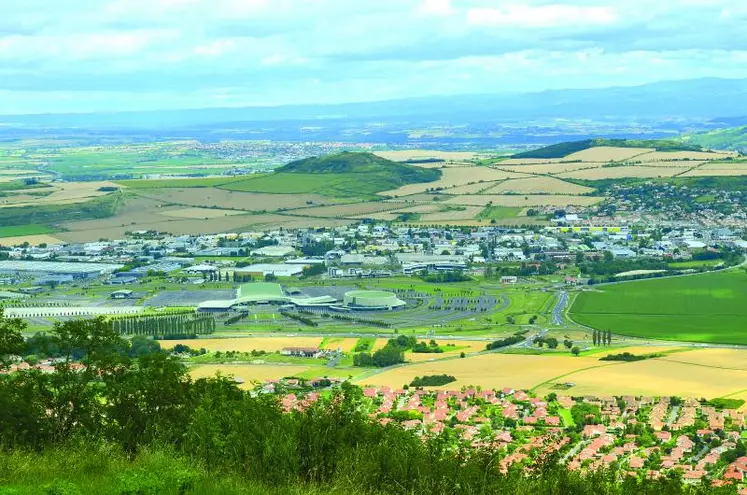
[110,313,215,337]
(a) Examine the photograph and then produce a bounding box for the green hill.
[223,152,441,199]
[681,126,747,152]
[514,138,703,159]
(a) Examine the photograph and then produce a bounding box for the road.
[551,291,569,326]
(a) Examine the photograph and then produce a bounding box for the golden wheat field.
[288,202,403,218]
[418,206,485,222]
[320,338,360,352]
[381,168,529,197]
[404,340,492,363]
[0,235,65,247]
[587,346,688,358]
[498,158,565,166]
[443,181,501,194]
[189,364,311,388]
[444,194,601,207]
[357,353,616,390]
[563,146,655,162]
[558,166,690,180]
[680,162,747,176]
[159,337,325,352]
[533,358,747,397]
[659,348,747,371]
[638,151,737,162]
[352,204,442,221]
[483,176,594,195]
[0,181,119,208]
[496,162,606,175]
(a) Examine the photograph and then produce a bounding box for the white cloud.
[194,39,236,57]
[417,0,453,16]
[467,4,618,28]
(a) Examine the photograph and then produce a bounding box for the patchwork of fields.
[570,270,747,344]
[1,143,744,241]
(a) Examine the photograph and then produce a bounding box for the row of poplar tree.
[593,328,613,346]
[109,313,216,336]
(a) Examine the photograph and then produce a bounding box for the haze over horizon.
[3,0,747,115]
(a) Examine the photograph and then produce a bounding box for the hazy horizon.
[3,0,747,114]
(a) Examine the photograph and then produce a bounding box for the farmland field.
[483,176,594,195]
[558,166,690,180]
[418,206,484,221]
[570,270,747,344]
[0,234,64,247]
[444,194,601,207]
[0,224,55,238]
[533,357,747,398]
[638,151,737,162]
[356,353,619,390]
[496,162,605,175]
[659,349,747,371]
[286,202,400,218]
[136,188,335,211]
[160,207,247,219]
[382,167,528,197]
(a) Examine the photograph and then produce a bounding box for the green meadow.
[0,224,55,238]
[570,270,747,344]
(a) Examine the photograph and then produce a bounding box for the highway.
[551,291,569,326]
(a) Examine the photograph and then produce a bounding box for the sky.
[1,0,747,114]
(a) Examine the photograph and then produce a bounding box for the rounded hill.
[219,152,442,199]
[278,151,441,182]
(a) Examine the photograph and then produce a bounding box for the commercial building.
[236,264,304,278]
[0,261,123,280]
[342,290,406,310]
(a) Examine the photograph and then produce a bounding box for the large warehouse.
[343,290,406,311]
[0,260,123,280]
[197,284,405,312]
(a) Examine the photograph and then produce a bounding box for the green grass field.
[475,206,522,221]
[0,224,55,238]
[570,270,747,344]
[116,176,250,189]
[221,172,395,199]
[667,259,724,269]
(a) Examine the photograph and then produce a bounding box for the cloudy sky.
[2,0,746,113]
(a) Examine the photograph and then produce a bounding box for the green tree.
[0,308,25,370]
[571,346,581,357]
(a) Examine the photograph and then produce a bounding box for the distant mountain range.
[2,77,747,130]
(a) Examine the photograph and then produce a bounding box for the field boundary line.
[529,362,624,392]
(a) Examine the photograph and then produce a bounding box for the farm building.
[0,261,123,280]
[281,347,321,358]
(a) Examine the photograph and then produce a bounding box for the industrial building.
[0,261,123,280]
[197,284,404,312]
[235,264,304,278]
[343,290,406,311]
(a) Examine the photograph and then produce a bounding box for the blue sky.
[1,0,747,113]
